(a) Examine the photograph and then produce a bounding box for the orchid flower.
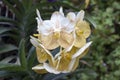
[36,7,75,50]
[30,7,92,74]
[67,10,91,48]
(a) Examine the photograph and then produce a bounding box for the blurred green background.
[0,0,120,80]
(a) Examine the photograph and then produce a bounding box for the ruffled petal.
[76,21,91,38]
[38,20,54,35]
[51,11,64,22]
[36,47,49,63]
[51,11,65,31]
[40,34,59,50]
[61,18,75,33]
[59,32,74,48]
[67,12,76,22]
[74,35,86,48]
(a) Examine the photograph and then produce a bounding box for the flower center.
[76,29,83,36]
[53,32,60,39]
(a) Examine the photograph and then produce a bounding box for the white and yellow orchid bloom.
[30,7,92,74]
[67,10,91,48]
[36,7,75,50]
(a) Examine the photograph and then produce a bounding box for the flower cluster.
[30,7,92,74]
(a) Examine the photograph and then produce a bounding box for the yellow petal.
[36,47,55,66]
[32,64,47,74]
[74,35,86,48]
[32,39,55,65]
[76,21,91,38]
[36,47,48,63]
[59,32,74,48]
[56,54,72,71]
[67,46,78,56]
[40,34,59,50]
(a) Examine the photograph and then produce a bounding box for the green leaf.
[43,73,69,80]
[0,16,19,26]
[36,2,79,11]
[18,39,27,69]
[0,63,23,71]
[21,0,33,10]
[27,47,36,69]
[85,15,96,28]
[3,0,22,20]
[0,71,15,77]
[0,44,18,54]
[0,27,11,34]
[23,76,32,80]
[0,56,16,63]
[12,0,25,14]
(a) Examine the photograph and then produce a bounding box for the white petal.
[36,9,42,22]
[68,58,76,71]
[72,41,92,59]
[76,10,85,21]
[44,63,60,74]
[38,20,54,35]
[30,36,41,47]
[51,12,65,31]
[59,7,64,16]
[36,17,41,29]
[32,65,44,70]
[67,12,76,21]
[36,9,42,29]
[51,11,64,21]
[61,18,75,33]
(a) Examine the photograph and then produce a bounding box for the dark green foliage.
[0,0,120,80]
[77,0,120,80]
